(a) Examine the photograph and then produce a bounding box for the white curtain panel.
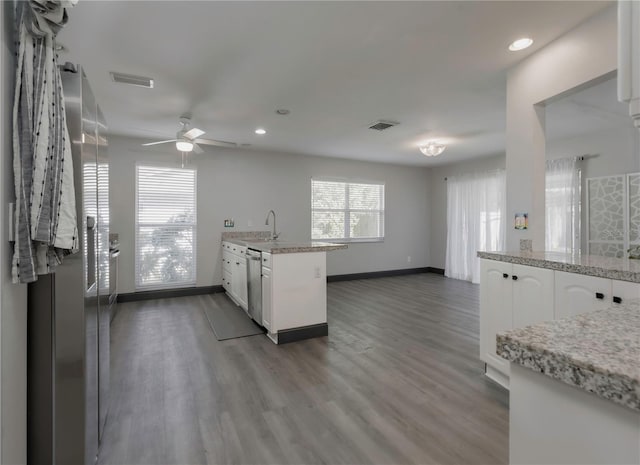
[545,158,580,253]
[445,170,506,283]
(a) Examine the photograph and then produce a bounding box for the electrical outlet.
[314,266,321,278]
[248,219,254,227]
[407,256,412,263]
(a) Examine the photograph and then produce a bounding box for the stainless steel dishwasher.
[246,248,263,324]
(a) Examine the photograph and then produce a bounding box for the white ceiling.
[56,1,611,167]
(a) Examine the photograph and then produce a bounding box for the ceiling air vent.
[109,71,154,89]
[368,120,399,131]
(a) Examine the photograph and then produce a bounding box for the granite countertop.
[221,232,347,254]
[243,241,347,254]
[478,250,640,283]
[497,301,640,412]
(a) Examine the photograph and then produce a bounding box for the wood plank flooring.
[99,273,508,464]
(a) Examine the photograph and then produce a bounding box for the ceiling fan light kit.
[419,141,446,157]
[142,116,240,154]
[176,140,194,152]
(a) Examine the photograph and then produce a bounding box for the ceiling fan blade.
[193,143,204,154]
[142,139,178,146]
[195,138,239,147]
[183,128,205,140]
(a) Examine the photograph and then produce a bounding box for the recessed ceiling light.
[255,128,266,135]
[275,109,290,115]
[509,38,533,51]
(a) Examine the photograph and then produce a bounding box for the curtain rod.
[552,153,600,162]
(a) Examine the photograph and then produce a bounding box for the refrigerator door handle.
[87,216,96,289]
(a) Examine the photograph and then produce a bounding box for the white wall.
[1,2,27,464]
[428,154,505,270]
[505,5,618,251]
[110,136,431,294]
[547,125,640,252]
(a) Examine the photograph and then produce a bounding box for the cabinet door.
[480,259,513,376]
[262,267,272,330]
[611,279,640,306]
[512,264,554,328]
[554,271,610,319]
[223,269,232,293]
[237,260,248,311]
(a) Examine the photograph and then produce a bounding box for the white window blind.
[136,165,196,290]
[311,179,385,242]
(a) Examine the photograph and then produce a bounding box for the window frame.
[135,163,197,291]
[311,177,385,243]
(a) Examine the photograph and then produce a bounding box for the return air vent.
[368,120,399,131]
[109,71,154,89]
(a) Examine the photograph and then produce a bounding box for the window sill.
[312,238,384,244]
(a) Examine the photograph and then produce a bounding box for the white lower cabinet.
[261,265,272,330]
[261,251,327,344]
[555,271,640,319]
[554,271,611,319]
[511,264,554,328]
[481,257,640,389]
[221,241,248,311]
[611,279,640,305]
[480,260,554,387]
[480,260,513,381]
[232,259,248,310]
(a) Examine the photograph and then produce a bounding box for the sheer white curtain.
[545,158,580,253]
[445,170,506,284]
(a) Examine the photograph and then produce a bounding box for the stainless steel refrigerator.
[27,64,110,465]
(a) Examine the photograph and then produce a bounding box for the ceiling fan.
[141,116,239,153]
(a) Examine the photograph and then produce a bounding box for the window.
[136,165,196,290]
[311,179,384,242]
[545,158,581,253]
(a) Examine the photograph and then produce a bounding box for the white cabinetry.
[512,264,554,328]
[261,254,272,331]
[221,241,248,311]
[554,271,611,319]
[618,0,640,128]
[481,258,640,388]
[261,251,327,344]
[480,260,554,387]
[480,260,513,379]
[555,271,640,319]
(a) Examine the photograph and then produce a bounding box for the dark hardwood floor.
[99,273,509,464]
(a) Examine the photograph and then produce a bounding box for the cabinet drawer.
[229,243,246,256]
[262,252,272,268]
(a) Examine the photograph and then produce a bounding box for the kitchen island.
[478,250,640,387]
[497,302,640,465]
[221,232,346,344]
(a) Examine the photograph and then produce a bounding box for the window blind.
[136,165,197,290]
[311,179,385,242]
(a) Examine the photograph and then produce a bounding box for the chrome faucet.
[265,210,279,240]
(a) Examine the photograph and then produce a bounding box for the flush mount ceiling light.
[176,140,194,152]
[419,141,446,157]
[255,128,266,135]
[509,37,533,51]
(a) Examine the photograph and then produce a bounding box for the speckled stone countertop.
[497,301,640,412]
[478,250,640,283]
[243,241,347,254]
[222,232,347,254]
